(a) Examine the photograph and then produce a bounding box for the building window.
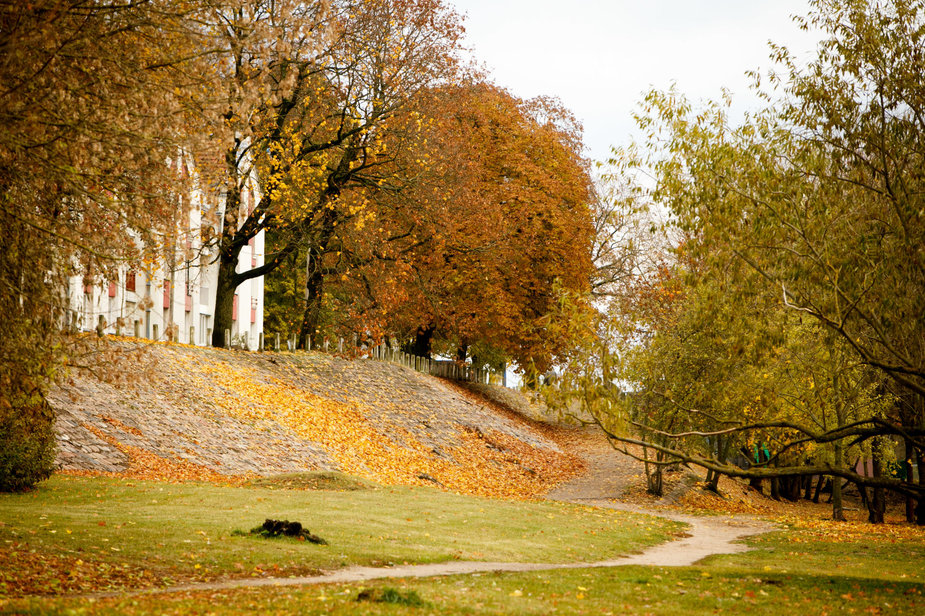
[125,271,136,292]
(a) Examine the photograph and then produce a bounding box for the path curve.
[89,431,773,599]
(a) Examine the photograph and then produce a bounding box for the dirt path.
[89,428,772,599]
[546,428,773,565]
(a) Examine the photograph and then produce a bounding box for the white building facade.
[68,157,265,349]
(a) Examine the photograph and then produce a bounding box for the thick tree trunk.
[868,449,886,524]
[411,325,435,358]
[298,245,325,350]
[211,250,239,348]
[297,190,339,350]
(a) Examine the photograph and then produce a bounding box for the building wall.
[68,158,265,349]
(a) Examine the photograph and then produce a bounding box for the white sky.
[450,0,820,163]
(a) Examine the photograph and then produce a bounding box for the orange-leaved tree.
[323,83,595,371]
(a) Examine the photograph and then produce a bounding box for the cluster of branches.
[546,0,925,524]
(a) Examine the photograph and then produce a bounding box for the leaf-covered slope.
[50,344,582,499]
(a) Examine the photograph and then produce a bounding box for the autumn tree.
[194,0,464,348]
[627,0,925,519]
[0,0,206,489]
[545,0,925,520]
[296,82,595,371]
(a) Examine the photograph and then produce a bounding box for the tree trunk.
[831,370,847,520]
[868,447,886,524]
[904,438,916,523]
[211,249,239,348]
[297,189,339,350]
[917,445,925,525]
[298,244,326,350]
[705,436,730,493]
[705,468,721,493]
[643,445,663,497]
[832,439,846,520]
[411,325,435,358]
[812,474,825,503]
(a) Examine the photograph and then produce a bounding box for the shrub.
[0,393,56,492]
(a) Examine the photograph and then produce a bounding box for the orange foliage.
[335,82,594,367]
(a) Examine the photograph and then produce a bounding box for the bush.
[0,394,56,492]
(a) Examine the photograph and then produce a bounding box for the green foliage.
[0,212,60,493]
[545,0,925,510]
[0,396,55,492]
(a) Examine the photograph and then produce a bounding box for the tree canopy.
[548,0,925,523]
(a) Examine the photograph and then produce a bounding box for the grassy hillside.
[50,342,581,499]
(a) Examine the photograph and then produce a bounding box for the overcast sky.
[449,0,820,163]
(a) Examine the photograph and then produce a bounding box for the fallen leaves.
[63,344,583,500]
[777,515,925,544]
[68,422,249,486]
[180,354,582,499]
[0,541,161,597]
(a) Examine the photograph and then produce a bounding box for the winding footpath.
[91,431,773,599]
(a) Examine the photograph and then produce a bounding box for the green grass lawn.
[6,565,922,615]
[4,475,924,614]
[0,474,682,597]
[706,526,925,583]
